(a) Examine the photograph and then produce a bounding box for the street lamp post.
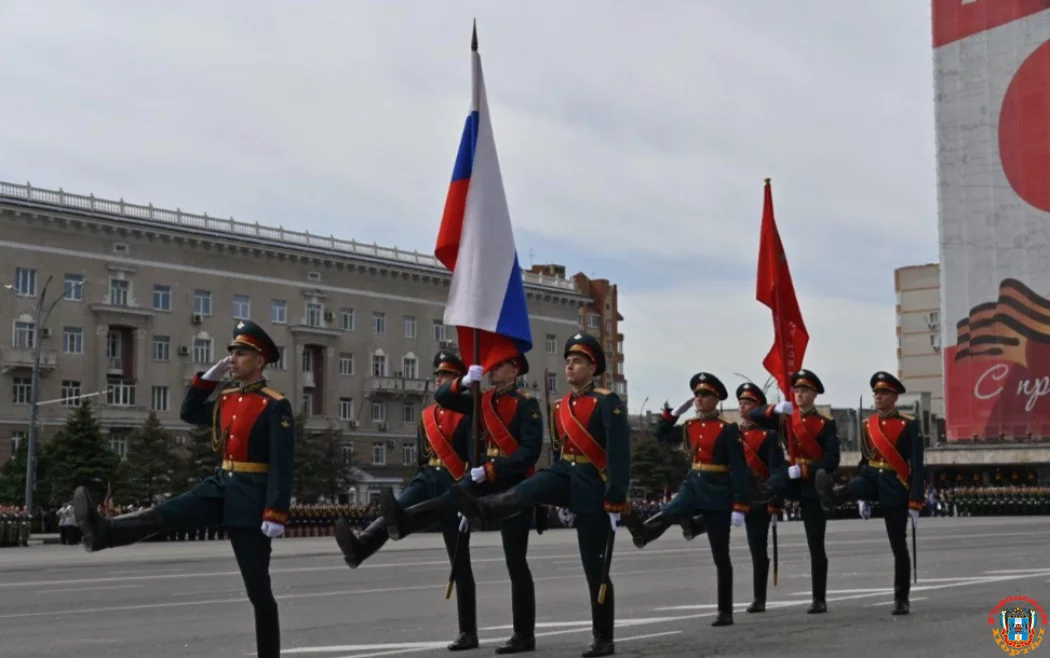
[6,274,81,520]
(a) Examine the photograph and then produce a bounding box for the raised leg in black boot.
[380,489,446,541]
[73,486,168,551]
[334,516,388,568]
[622,511,674,549]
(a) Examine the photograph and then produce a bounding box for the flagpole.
[469,20,483,473]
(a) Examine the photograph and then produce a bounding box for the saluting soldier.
[735,382,785,613]
[622,372,749,627]
[421,351,543,654]
[748,368,840,614]
[815,371,924,615]
[334,352,478,651]
[451,333,630,658]
[73,319,294,658]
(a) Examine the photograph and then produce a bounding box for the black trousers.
[799,498,827,602]
[883,507,911,600]
[703,510,733,613]
[744,507,771,602]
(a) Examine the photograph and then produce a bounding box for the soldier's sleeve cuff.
[764,405,775,418]
[732,502,750,514]
[767,504,782,515]
[191,374,218,391]
[451,377,463,394]
[661,408,675,423]
[484,461,497,483]
[800,464,811,480]
[604,500,629,514]
[908,500,924,512]
[263,508,289,524]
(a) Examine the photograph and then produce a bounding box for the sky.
[0,0,940,414]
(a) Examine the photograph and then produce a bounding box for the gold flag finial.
[471,19,478,52]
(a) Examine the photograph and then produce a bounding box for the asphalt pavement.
[0,515,1047,657]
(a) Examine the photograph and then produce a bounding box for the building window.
[233,294,251,320]
[341,309,354,331]
[614,381,627,395]
[153,284,171,311]
[546,372,558,393]
[403,442,416,465]
[301,394,313,416]
[371,401,386,423]
[371,441,386,465]
[11,431,26,456]
[13,321,34,349]
[108,433,128,459]
[305,302,322,327]
[433,320,447,342]
[271,300,287,324]
[151,386,169,412]
[372,312,386,335]
[12,378,31,404]
[63,327,83,354]
[301,348,313,373]
[109,279,129,306]
[339,354,354,376]
[402,403,415,424]
[402,356,418,379]
[339,398,354,421]
[194,290,212,316]
[546,334,556,354]
[587,313,600,329]
[152,336,170,361]
[106,331,122,370]
[64,274,84,301]
[107,381,136,407]
[372,353,387,377]
[13,268,36,296]
[193,338,213,364]
[404,315,416,338]
[606,319,612,332]
[617,339,623,353]
[61,380,82,406]
[341,443,355,465]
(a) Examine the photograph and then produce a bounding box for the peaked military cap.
[791,369,824,394]
[227,319,280,364]
[564,332,606,376]
[433,351,467,376]
[736,382,767,406]
[690,372,728,400]
[871,371,905,394]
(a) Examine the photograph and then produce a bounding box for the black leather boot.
[681,514,707,541]
[334,516,388,568]
[711,566,734,626]
[582,593,614,657]
[807,558,828,614]
[747,558,769,613]
[380,489,445,541]
[622,511,672,548]
[892,556,910,615]
[815,470,851,513]
[496,633,535,654]
[496,575,536,653]
[450,486,524,524]
[73,486,165,551]
[254,601,280,658]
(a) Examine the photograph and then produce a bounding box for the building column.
[325,346,337,419]
[134,328,147,406]
[95,324,109,403]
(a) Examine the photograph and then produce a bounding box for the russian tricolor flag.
[434,26,532,372]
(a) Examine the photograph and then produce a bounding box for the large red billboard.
[935,0,1050,440]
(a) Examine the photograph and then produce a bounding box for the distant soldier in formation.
[334,351,478,651]
[426,351,544,653]
[623,372,749,627]
[749,369,840,614]
[74,319,294,658]
[816,371,923,615]
[453,334,630,657]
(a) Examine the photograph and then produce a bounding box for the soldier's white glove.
[909,508,919,525]
[462,365,484,386]
[731,511,745,527]
[673,398,693,416]
[775,401,793,414]
[608,512,620,532]
[858,501,872,519]
[261,521,284,538]
[788,464,802,479]
[470,466,487,483]
[202,356,231,382]
[458,512,470,533]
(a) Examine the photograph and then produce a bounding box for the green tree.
[120,412,182,505]
[629,434,690,498]
[37,400,121,507]
[0,438,28,505]
[311,422,356,501]
[174,426,220,490]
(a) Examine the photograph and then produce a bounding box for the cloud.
[0,0,939,412]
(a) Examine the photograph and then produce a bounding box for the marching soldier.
[334,352,476,650]
[815,371,923,615]
[73,319,294,658]
[735,382,785,613]
[451,333,630,658]
[622,372,749,627]
[423,351,543,654]
[749,368,840,614]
